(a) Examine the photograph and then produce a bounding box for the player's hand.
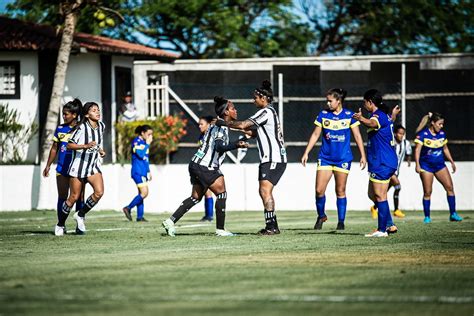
[360,157,367,170]
[392,105,401,115]
[301,153,308,167]
[236,141,249,148]
[42,166,50,177]
[146,134,153,144]
[99,149,106,157]
[84,141,97,149]
[451,161,456,173]
[352,108,363,121]
[415,164,421,174]
[215,118,227,127]
[148,172,152,181]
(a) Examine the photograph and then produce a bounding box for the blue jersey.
[314,109,360,163]
[366,109,397,172]
[52,124,74,175]
[415,128,447,166]
[131,136,150,176]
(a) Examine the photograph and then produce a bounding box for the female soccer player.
[43,99,84,236]
[414,112,462,223]
[62,102,106,235]
[301,88,366,231]
[353,89,398,237]
[216,80,287,235]
[122,125,153,222]
[162,96,248,237]
[198,116,215,222]
[370,124,412,219]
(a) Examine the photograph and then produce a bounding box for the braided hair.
[254,80,273,103]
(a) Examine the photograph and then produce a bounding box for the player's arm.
[301,126,322,167]
[443,144,456,173]
[67,142,96,150]
[414,142,422,174]
[391,105,401,122]
[351,125,367,170]
[217,119,255,131]
[43,141,59,177]
[352,108,378,128]
[133,143,150,159]
[215,139,248,153]
[405,140,412,167]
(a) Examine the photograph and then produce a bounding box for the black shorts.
[258,162,286,185]
[189,161,223,188]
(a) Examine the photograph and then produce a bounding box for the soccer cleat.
[54,225,65,236]
[200,216,213,222]
[73,213,86,235]
[336,222,345,230]
[258,227,280,235]
[314,216,328,230]
[370,205,378,219]
[136,217,148,222]
[215,229,235,237]
[122,207,132,221]
[393,209,405,218]
[162,218,176,237]
[449,212,463,222]
[364,230,388,238]
[386,225,398,234]
[423,216,432,224]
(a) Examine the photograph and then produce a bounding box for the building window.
[0,61,20,99]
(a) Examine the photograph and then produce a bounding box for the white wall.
[0,52,39,162]
[1,162,473,212]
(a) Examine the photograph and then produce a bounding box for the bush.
[0,103,38,163]
[115,114,188,164]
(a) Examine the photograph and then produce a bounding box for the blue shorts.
[317,158,351,174]
[420,160,446,173]
[369,165,397,183]
[132,173,148,187]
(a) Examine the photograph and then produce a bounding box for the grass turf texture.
[0,210,473,315]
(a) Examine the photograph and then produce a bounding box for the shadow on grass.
[20,230,54,235]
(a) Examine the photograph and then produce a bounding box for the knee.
[423,190,432,198]
[93,189,104,200]
[335,188,346,198]
[259,187,269,199]
[315,188,325,197]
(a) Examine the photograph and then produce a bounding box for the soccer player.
[352,89,398,237]
[216,80,287,235]
[198,116,215,222]
[62,102,106,235]
[122,125,153,222]
[414,112,462,223]
[301,88,366,231]
[43,99,85,236]
[370,124,412,219]
[162,96,248,237]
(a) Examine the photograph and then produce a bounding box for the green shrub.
[115,114,188,164]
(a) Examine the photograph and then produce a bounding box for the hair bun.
[261,80,271,90]
[214,96,226,105]
[341,89,347,99]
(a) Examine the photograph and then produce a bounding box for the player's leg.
[123,175,148,221]
[55,174,70,235]
[136,185,149,221]
[258,179,280,234]
[334,171,349,230]
[63,177,84,234]
[434,167,462,221]
[208,176,233,236]
[390,175,404,218]
[314,169,333,229]
[201,190,214,222]
[76,179,85,213]
[371,181,390,234]
[73,173,104,234]
[420,171,434,223]
[368,182,378,220]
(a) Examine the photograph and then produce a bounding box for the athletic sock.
[336,197,347,222]
[423,199,431,218]
[58,201,72,226]
[127,194,143,210]
[75,200,85,212]
[57,198,65,225]
[78,195,98,218]
[377,200,390,232]
[205,196,214,218]
[393,185,401,210]
[170,197,199,223]
[215,192,227,230]
[137,201,144,220]
[264,209,277,229]
[316,195,326,218]
[447,195,456,215]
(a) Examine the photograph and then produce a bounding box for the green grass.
[0,210,473,315]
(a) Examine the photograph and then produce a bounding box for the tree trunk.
[36,1,81,209]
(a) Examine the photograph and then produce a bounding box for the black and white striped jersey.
[395,139,412,172]
[192,125,229,169]
[249,106,287,164]
[67,121,105,178]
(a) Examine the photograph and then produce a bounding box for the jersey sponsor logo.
[262,173,266,178]
[324,132,346,142]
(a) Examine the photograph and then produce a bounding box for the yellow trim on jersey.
[369,177,390,184]
[422,138,446,148]
[367,117,380,133]
[133,144,146,153]
[314,120,322,127]
[414,139,423,145]
[137,182,148,188]
[333,166,350,174]
[350,121,360,128]
[320,118,352,131]
[52,136,59,142]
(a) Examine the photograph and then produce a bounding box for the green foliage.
[0,104,39,164]
[115,114,188,164]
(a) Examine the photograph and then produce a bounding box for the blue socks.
[205,196,214,219]
[377,200,390,232]
[447,195,456,215]
[137,201,144,220]
[423,199,431,218]
[127,194,144,210]
[336,197,347,222]
[316,196,326,218]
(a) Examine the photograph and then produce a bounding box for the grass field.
[0,210,473,315]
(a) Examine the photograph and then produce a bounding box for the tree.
[298,0,474,56]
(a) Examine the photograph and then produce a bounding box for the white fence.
[1,162,473,212]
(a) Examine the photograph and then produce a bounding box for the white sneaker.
[54,225,65,236]
[162,219,176,237]
[74,213,86,234]
[365,230,388,238]
[215,229,235,237]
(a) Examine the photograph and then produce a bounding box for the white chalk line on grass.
[0,214,123,222]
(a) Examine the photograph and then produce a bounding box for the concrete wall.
[1,162,473,212]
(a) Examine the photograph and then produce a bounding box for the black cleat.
[314,216,328,230]
[122,207,132,221]
[258,227,280,235]
[75,227,85,235]
[336,221,345,230]
[136,217,148,222]
[386,225,398,234]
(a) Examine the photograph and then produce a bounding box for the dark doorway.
[115,67,132,121]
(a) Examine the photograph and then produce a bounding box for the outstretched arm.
[217,118,255,131]
[215,139,248,153]
[352,108,378,128]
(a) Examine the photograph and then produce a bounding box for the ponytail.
[415,112,444,134]
[63,98,82,120]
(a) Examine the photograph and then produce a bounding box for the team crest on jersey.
[342,162,348,169]
[426,140,431,145]
[324,120,330,127]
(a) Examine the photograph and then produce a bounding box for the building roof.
[0,16,178,60]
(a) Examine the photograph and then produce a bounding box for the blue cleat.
[423,217,432,224]
[449,212,463,222]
